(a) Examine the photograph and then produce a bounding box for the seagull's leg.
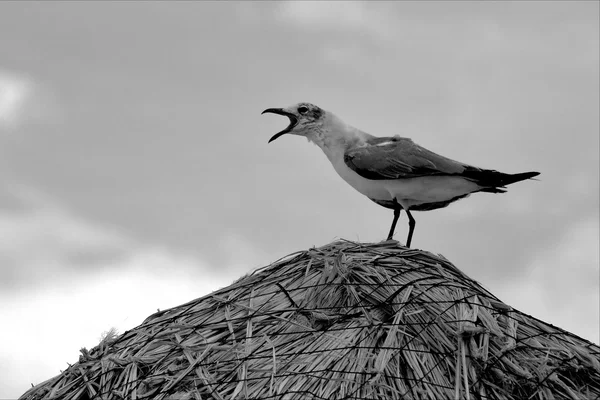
[405,210,416,248]
[386,204,402,241]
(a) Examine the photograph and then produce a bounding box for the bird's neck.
[307,113,371,162]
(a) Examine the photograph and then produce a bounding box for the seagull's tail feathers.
[463,168,540,192]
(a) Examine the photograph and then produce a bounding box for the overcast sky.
[1,2,598,398]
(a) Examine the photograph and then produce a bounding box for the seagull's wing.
[344,136,468,180]
[344,136,540,187]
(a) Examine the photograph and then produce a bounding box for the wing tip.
[464,168,541,187]
[515,171,541,182]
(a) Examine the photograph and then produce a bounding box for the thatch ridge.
[21,240,600,399]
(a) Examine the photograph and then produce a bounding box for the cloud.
[0,185,135,288]
[494,217,600,344]
[274,1,393,41]
[0,69,61,133]
[0,184,260,398]
[1,249,231,398]
[0,70,32,130]
[276,2,365,29]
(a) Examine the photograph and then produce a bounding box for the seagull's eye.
[298,106,309,114]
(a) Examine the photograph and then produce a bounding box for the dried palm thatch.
[21,240,600,400]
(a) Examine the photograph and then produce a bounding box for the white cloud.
[277,1,365,28]
[0,185,135,284]
[0,185,260,398]
[274,1,393,41]
[1,251,230,398]
[494,218,600,344]
[0,70,32,129]
[0,69,61,133]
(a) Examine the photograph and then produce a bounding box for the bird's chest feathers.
[307,130,381,196]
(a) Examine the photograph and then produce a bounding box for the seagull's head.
[262,102,325,143]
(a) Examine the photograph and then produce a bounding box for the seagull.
[262,102,539,247]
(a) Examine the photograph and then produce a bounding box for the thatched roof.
[21,240,600,400]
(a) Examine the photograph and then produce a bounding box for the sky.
[0,2,598,398]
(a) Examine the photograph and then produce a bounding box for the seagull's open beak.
[262,108,298,143]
